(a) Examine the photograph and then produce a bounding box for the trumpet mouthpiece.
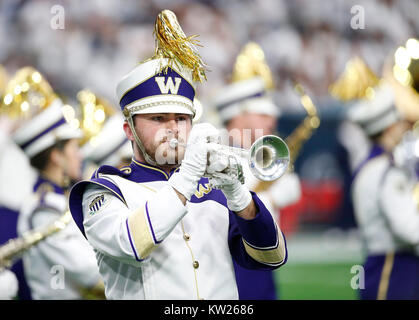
[169,138,179,149]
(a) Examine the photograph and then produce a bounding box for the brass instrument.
[383,38,419,123]
[329,56,380,102]
[285,83,320,166]
[385,38,419,206]
[253,83,320,194]
[0,66,57,120]
[170,134,290,188]
[231,42,275,90]
[77,89,117,147]
[0,211,72,270]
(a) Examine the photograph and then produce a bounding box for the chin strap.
[125,114,158,166]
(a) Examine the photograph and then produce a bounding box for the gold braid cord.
[153,9,207,83]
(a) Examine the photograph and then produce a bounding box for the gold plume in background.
[232,42,275,90]
[384,38,419,122]
[329,56,380,102]
[0,66,56,119]
[153,9,208,83]
[77,89,116,147]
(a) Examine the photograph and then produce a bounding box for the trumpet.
[0,211,72,270]
[169,134,290,187]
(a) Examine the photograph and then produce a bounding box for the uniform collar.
[127,158,180,183]
[33,175,65,195]
[352,144,387,182]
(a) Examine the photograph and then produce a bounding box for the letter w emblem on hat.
[155,77,182,94]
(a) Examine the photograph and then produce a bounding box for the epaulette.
[90,164,131,180]
[69,165,128,239]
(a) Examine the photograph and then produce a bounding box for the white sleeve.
[82,183,188,263]
[379,168,419,245]
[32,209,101,288]
[82,184,140,265]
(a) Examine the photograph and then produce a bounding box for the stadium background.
[1,0,418,299]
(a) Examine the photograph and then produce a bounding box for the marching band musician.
[68,10,287,300]
[212,42,301,300]
[3,67,105,300]
[76,89,131,179]
[0,64,35,299]
[332,39,419,299]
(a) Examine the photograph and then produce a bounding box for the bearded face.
[129,113,192,168]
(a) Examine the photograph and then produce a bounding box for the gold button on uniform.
[193,261,199,269]
[183,233,190,241]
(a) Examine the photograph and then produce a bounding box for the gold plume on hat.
[231,42,275,90]
[153,9,207,83]
[0,66,57,119]
[77,89,116,146]
[384,38,419,122]
[329,57,380,102]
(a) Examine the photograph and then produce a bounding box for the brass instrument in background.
[329,56,380,102]
[285,83,320,166]
[0,211,72,270]
[383,38,419,123]
[77,89,117,147]
[385,38,419,207]
[253,83,320,194]
[231,42,275,90]
[0,66,57,119]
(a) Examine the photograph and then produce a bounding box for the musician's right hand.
[169,123,219,201]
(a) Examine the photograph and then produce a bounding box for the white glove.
[219,179,252,213]
[169,123,219,201]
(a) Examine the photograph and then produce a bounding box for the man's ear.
[123,121,134,142]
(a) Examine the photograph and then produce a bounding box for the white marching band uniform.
[9,87,103,299]
[211,44,300,300]
[348,67,419,299]
[352,151,419,255]
[17,177,102,299]
[69,15,288,299]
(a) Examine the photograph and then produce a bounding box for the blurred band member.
[68,11,287,300]
[213,43,301,300]
[332,42,419,299]
[3,67,104,299]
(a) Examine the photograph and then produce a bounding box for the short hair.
[29,140,69,171]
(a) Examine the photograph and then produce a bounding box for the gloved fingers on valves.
[207,151,229,174]
[188,123,220,145]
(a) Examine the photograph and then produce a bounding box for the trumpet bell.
[249,135,290,181]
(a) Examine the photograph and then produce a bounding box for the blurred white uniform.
[0,269,18,300]
[17,178,102,300]
[242,162,301,218]
[0,127,36,211]
[352,154,419,254]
